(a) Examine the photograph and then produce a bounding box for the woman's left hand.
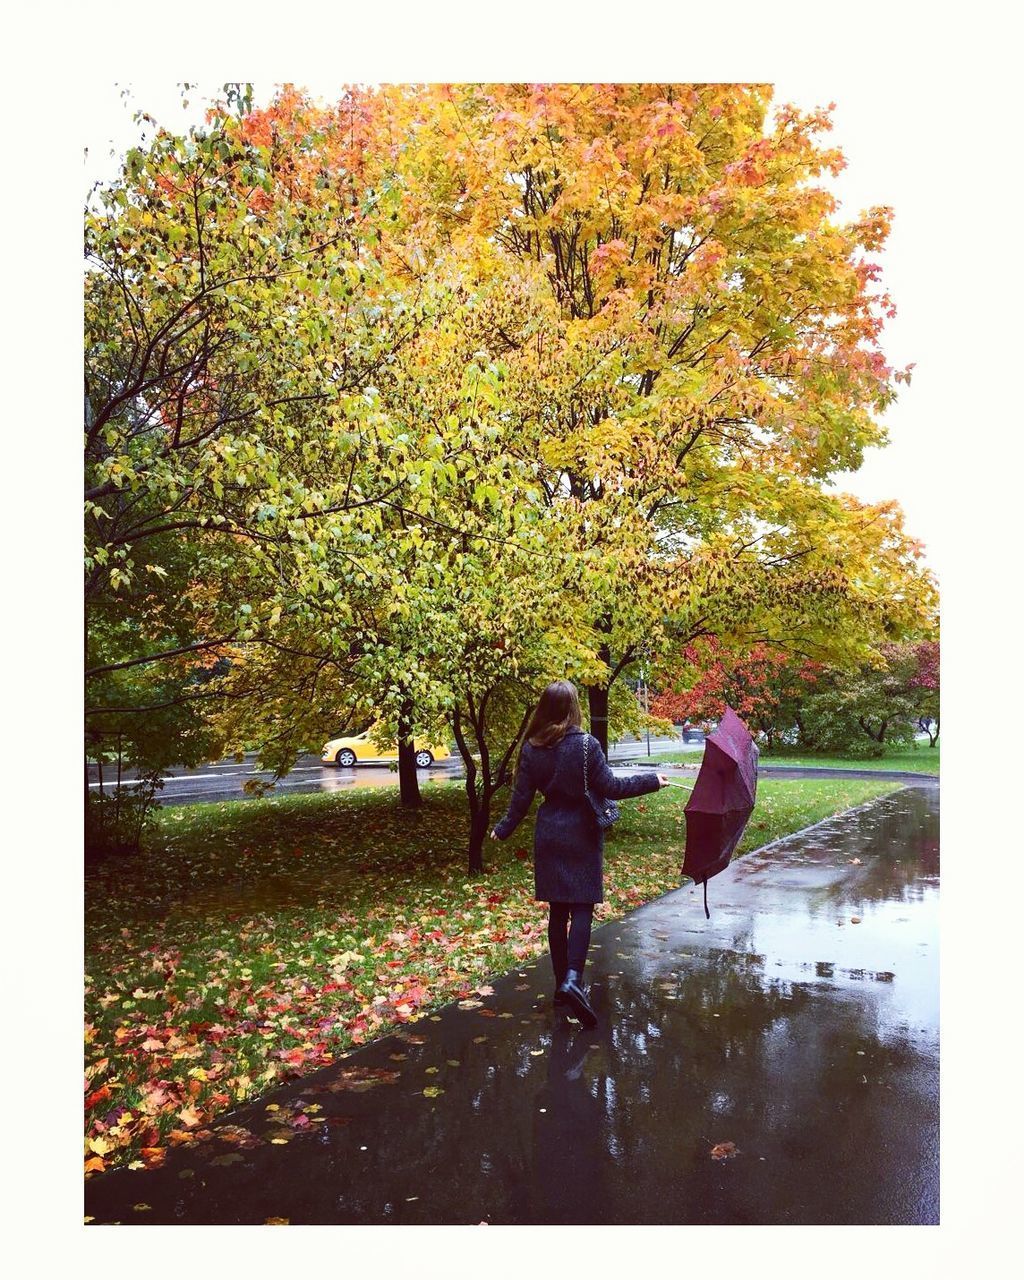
[489,828,499,840]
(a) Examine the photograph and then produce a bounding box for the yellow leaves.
[88,1136,112,1157]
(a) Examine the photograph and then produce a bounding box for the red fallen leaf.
[478,1009,498,1018]
[513,848,528,861]
[290,1114,311,1128]
[85,1086,112,1110]
[709,1141,739,1161]
[140,1147,167,1167]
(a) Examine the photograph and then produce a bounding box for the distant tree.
[651,637,820,749]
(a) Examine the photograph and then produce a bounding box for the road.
[86,732,705,808]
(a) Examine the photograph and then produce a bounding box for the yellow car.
[321,725,452,769]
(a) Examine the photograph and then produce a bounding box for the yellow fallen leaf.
[423,1086,444,1098]
[265,1217,290,1225]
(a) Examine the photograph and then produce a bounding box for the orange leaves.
[85,1085,111,1111]
[709,1141,739,1161]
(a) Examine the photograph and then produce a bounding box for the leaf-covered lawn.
[84,775,900,1176]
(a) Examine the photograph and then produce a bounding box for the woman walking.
[490,680,667,1027]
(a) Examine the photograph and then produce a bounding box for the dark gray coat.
[492,726,661,903]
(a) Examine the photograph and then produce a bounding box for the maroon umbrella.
[679,707,759,918]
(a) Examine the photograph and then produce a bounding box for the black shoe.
[553,986,569,1006]
[557,969,598,1027]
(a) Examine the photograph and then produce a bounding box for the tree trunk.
[468,807,489,874]
[858,716,886,744]
[587,681,610,755]
[396,695,422,808]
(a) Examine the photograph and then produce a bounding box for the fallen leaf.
[851,917,862,925]
[422,1086,444,1098]
[132,1203,151,1212]
[710,1142,739,1161]
[265,1217,289,1225]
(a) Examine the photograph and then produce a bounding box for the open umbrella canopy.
[682,707,759,917]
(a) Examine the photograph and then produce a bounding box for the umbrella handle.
[662,780,694,792]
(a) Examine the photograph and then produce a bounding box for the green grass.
[758,747,939,774]
[84,773,901,1175]
[633,745,939,775]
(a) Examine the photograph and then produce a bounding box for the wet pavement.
[84,784,938,1225]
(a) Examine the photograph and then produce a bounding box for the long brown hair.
[524,679,583,749]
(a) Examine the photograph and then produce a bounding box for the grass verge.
[85,773,901,1176]
[634,746,939,774]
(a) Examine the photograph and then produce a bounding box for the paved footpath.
[85,784,938,1226]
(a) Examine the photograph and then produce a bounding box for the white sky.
[82,78,944,577]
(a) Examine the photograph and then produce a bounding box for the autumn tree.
[650,636,821,750]
[84,87,442,841]
[364,82,935,750]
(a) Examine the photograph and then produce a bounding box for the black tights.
[547,901,595,983]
